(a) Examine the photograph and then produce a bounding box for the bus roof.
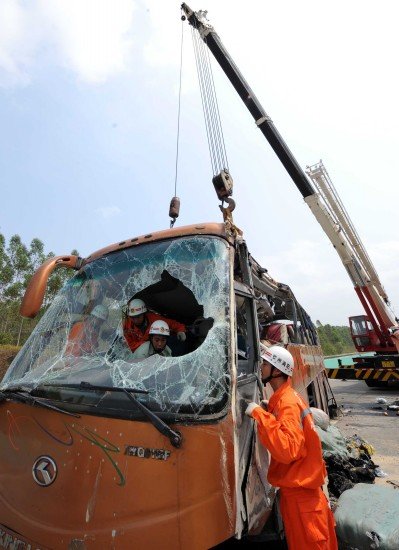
[83,222,231,265]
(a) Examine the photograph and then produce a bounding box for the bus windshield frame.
[2,236,232,421]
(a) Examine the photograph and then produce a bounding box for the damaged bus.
[0,5,339,548]
[0,223,334,549]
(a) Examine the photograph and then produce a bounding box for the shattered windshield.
[2,237,231,417]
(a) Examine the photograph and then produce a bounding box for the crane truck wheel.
[365,380,388,388]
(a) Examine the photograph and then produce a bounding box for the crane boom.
[181,4,314,198]
[306,161,388,301]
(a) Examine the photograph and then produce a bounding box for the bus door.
[234,282,274,537]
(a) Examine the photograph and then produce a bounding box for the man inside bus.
[133,320,172,359]
[245,344,338,550]
[123,298,186,352]
[66,304,109,357]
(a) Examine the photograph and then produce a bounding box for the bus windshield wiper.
[46,381,182,448]
[0,386,80,418]
[40,381,150,394]
[121,388,182,449]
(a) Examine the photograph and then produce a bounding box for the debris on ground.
[346,434,375,458]
[335,483,399,550]
[376,397,388,404]
[325,453,377,498]
[371,398,399,413]
[316,424,381,498]
[374,467,388,478]
[316,425,349,460]
[310,407,330,431]
[341,408,352,415]
[386,480,399,489]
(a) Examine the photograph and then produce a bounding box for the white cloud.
[40,0,136,83]
[0,0,38,87]
[96,205,122,219]
[0,0,136,87]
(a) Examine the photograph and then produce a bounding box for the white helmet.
[91,304,109,321]
[128,298,147,317]
[260,344,294,376]
[149,320,170,337]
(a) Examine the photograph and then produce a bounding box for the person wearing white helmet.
[245,343,338,550]
[123,298,186,352]
[66,304,109,357]
[133,320,172,359]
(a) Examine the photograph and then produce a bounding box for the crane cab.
[349,315,381,352]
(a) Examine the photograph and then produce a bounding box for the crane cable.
[169,19,184,228]
[191,21,229,176]
[174,19,184,197]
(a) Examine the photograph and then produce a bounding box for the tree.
[0,234,79,346]
[317,323,355,356]
[0,234,13,300]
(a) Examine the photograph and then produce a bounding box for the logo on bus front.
[32,456,57,487]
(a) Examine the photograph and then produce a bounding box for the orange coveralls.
[251,380,338,550]
[123,312,185,352]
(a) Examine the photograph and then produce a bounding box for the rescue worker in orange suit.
[66,304,109,356]
[123,298,186,352]
[245,344,338,550]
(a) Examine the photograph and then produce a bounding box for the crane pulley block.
[212,170,233,201]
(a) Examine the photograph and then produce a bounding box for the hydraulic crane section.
[305,161,398,354]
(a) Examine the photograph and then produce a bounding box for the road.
[329,378,399,482]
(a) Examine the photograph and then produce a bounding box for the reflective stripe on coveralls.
[251,380,338,550]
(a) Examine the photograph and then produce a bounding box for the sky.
[1,0,398,325]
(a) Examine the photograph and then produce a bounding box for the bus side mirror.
[20,255,82,318]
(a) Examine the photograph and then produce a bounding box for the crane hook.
[219,197,235,214]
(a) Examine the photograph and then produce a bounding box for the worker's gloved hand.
[177,331,186,342]
[245,402,259,417]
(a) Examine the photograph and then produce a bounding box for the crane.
[182,4,399,386]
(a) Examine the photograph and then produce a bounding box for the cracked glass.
[2,236,231,416]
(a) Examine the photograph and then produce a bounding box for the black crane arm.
[181,3,315,199]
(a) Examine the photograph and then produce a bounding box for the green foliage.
[0,233,79,346]
[317,322,356,356]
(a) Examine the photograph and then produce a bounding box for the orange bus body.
[0,223,331,548]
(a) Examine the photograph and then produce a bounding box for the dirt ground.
[0,345,19,381]
[330,378,399,483]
